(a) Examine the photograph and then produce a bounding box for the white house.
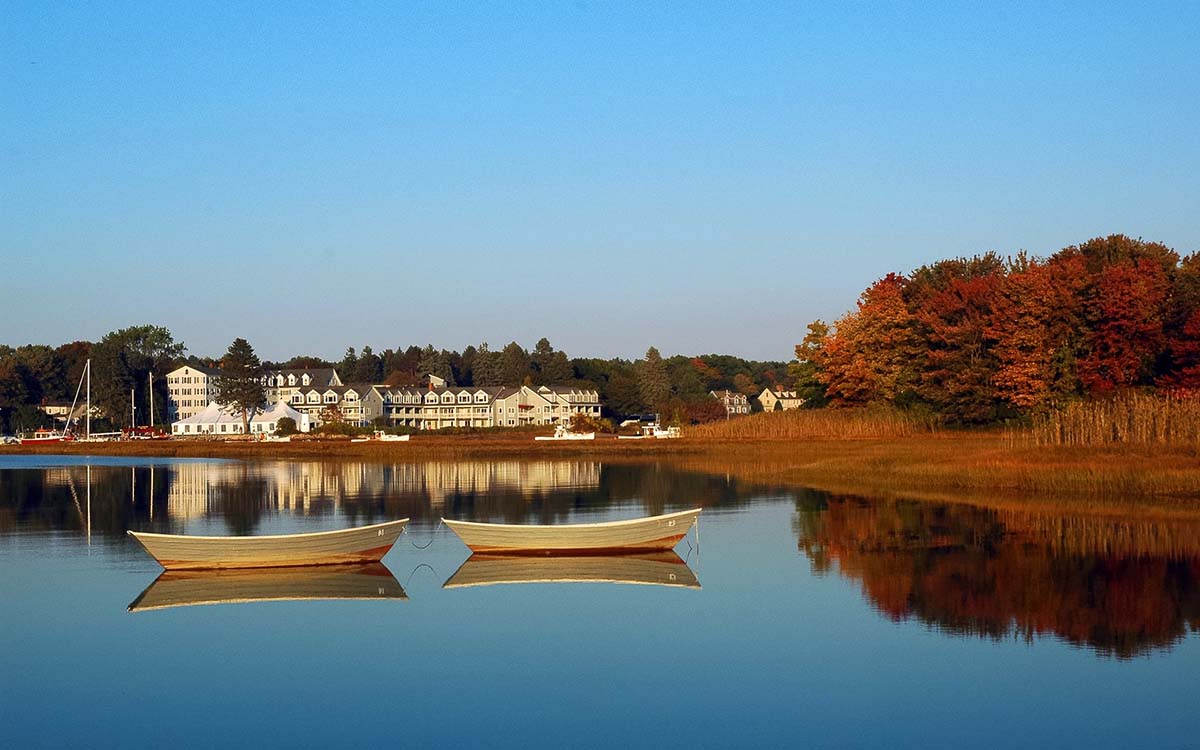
[757,387,805,411]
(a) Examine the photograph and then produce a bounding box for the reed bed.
[688,406,939,440]
[1027,392,1200,449]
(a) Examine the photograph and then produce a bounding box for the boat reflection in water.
[127,562,407,612]
[443,550,700,590]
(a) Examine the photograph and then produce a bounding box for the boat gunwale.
[126,518,409,542]
[440,508,700,531]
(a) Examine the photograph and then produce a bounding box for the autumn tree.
[819,274,918,406]
[790,320,829,408]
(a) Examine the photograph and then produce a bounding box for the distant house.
[166,364,224,423]
[287,383,378,426]
[757,387,804,412]
[709,390,751,417]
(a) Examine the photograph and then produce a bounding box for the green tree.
[499,341,531,385]
[532,338,573,384]
[353,345,383,383]
[275,416,298,436]
[472,343,503,386]
[636,346,671,416]
[212,338,266,434]
[91,325,185,427]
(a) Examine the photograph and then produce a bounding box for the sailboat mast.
[149,372,154,427]
[131,387,135,429]
[85,360,91,440]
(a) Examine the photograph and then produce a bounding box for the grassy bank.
[4,428,1200,504]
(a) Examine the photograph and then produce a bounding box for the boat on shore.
[442,508,701,554]
[18,428,76,445]
[443,550,700,589]
[533,425,595,441]
[351,430,411,443]
[128,562,407,612]
[127,519,409,570]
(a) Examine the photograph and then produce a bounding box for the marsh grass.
[1025,392,1200,450]
[688,406,939,440]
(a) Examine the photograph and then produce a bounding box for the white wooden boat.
[128,562,407,612]
[443,551,700,589]
[534,425,595,441]
[351,430,411,443]
[127,519,409,570]
[442,508,700,554]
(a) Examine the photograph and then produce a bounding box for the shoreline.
[4,433,1200,506]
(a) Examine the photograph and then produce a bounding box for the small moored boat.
[443,551,700,589]
[442,508,701,554]
[127,519,409,570]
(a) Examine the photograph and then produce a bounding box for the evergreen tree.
[532,337,573,384]
[473,343,503,386]
[339,347,358,379]
[636,346,671,416]
[354,345,383,383]
[213,338,266,434]
[499,341,531,385]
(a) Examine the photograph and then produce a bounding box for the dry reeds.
[687,406,939,440]
[1029,392,1200,449]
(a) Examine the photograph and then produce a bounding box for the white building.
[364,383,601,430]
[170,401,313,436]
[710,389,751,416]
[262,368,342,404]
[166,364,224,422]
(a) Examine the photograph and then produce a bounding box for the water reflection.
[444,551,701,590]
[128,562,406,612]
[0,458,756,538]
[793,492,1200,658]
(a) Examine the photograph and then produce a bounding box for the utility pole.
[131,387,136,430]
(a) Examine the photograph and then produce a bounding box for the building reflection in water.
[163,460,605,520]
[793,491,1200,659]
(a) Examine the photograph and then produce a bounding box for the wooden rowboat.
[443,551,700,589]
[441,508,700,554]
[128,563,407,612]
[127,519,409,570]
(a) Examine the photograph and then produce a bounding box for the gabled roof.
[170,363,224,377]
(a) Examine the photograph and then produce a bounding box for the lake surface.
[1,455,1197,748]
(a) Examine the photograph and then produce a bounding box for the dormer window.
[291,394,303,404]
[288,374,297,386]
[457,393,470,403]
[302,374,311,386]
[324,393,337,404]
[441,393,454,404]
[307,393,319,404]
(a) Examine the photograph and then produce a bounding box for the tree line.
[794,234,1200,423]
[0,329,787,433]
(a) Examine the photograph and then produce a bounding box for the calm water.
[1,456,1197,749]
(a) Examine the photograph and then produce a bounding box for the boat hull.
[442,508,700,554]
[127,519,409,570]
[444,551,700,589]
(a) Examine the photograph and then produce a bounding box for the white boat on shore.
[534,425,595,441]
[442,508,701,554]
[127,519,409,570]
[617,421,681,440]
[351,430,411,443]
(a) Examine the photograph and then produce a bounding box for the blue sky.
[3,2,1198,361]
